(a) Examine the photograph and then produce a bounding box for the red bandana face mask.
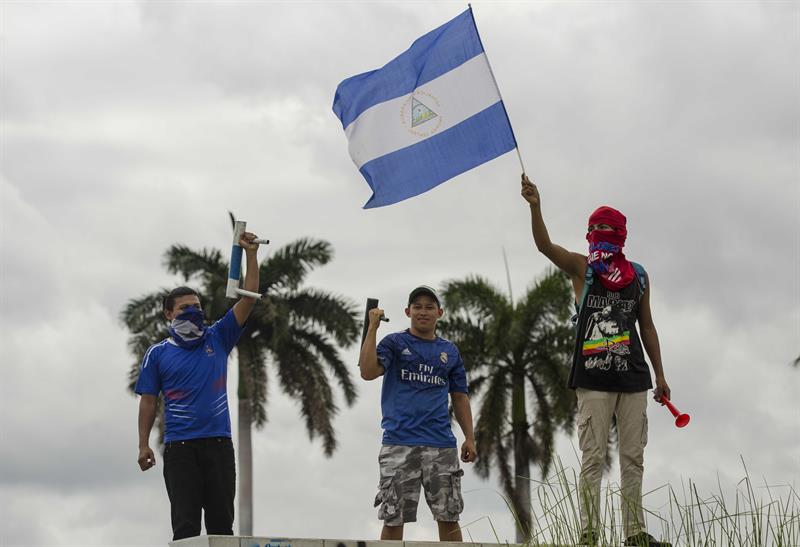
[586,206,635,291]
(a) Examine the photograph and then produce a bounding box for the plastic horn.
[360,298,389,347]
[226,220,263,299]
[660,395,690,428]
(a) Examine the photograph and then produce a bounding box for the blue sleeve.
[449,350,469,394]
[211,309,244,354]
[134,344,162,396]
[376,334,396,372]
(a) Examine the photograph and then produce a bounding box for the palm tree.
[437,269,575,542]
[122,237,359,535]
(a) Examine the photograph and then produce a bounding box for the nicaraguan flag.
[332,8,517,208]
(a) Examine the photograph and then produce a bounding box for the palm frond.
[120,292,165,333]
[164,245,227,283]
[120,291,170,393]
[288,327,358,406]
[464,373,490,399]
[493,433,515,501]
[527,372,556,476]
[237,338,270,427]
[271,336,339,455]
[283,289,359,346]
[516,268,572,339]
[474,368,510,479]
[261,238,332,292]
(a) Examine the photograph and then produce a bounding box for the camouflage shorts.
[373,445,464,526]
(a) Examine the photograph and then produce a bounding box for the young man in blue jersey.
[359,286,477,542]
[521,175,671,547]
[135,232,261,541]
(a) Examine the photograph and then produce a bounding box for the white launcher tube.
[226,220,264,299]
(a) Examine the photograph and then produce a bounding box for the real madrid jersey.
[377,329,469,447]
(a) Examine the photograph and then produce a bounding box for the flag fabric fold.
[333,8,517,209]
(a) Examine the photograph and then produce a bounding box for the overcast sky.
[1,1,798,546]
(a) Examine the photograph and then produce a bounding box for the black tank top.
[569,272,653,392]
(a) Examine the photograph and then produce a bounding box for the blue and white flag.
[332,8,517,208]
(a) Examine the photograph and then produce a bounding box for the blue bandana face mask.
[169,306,207,349]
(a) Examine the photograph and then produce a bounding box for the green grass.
[464,457,800,546]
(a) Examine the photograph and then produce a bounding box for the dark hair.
[162,286,200,312]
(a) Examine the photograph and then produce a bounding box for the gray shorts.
[374,444,464,526]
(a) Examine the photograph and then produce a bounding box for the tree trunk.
[237,347,254,536]
[238,398,253,535]
[511,366,532,542]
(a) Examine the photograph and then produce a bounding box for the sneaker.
[623,532,672,547]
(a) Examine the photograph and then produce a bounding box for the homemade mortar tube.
[360,298,390,347]
[226,220,267,299]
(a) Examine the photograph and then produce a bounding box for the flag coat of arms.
[332,8,517,208]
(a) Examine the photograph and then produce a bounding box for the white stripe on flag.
[344,53,500,168]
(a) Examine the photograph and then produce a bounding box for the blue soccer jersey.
[135,310,243,442]
[377,329,469,447]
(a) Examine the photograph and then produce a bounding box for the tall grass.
[466,457,800,546]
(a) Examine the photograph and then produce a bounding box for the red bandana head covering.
[586,206,635,291]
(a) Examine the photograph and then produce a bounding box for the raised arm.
[637,276,670,403]
[137,394,157,471]
[520,174,586,280]
[359,307,386,381]
[233,232,260,327]
[451,392,477,462]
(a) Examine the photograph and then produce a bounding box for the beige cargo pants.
[576,388,649,539]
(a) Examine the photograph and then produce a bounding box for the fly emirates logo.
[401,362,447,386]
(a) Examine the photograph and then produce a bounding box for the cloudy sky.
[1,1,798,546]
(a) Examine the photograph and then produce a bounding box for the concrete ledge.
[170,536,520,547]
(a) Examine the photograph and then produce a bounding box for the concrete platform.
[170,536,520,547]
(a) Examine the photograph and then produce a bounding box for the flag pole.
[514,148,526,176]
[468,3,527,176]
